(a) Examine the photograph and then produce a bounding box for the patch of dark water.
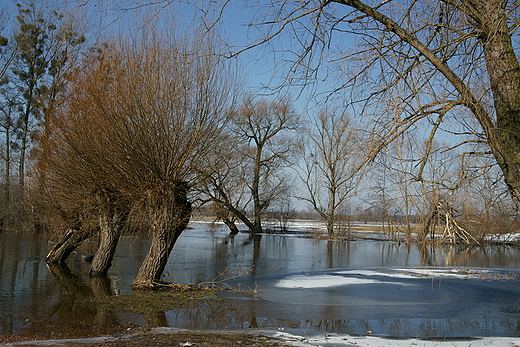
[1,222,520,339]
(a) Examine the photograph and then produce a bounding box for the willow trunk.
[132,192,191,289]
[88,212,124,276]
[46,228,94,263]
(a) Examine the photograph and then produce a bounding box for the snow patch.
[273,332,520,347]
[486,232,520,243]
[276,268,518,289]
[383,267,518,280]
[338,268,497,280]
[275,273,408,289]
[336,269,415,279]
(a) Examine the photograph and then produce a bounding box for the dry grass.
[86,286,217,315]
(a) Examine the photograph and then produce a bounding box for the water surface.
[1,222,520,338]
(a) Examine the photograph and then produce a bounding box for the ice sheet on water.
[275,274,383,288]
[275,270,413,288]
[349,267,516,280]
[275,267,517,289]
[336,269,414,279]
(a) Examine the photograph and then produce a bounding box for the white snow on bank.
[191,220,520,244]
[393,267,517,280]
[337,267,518,280]
[274,331,520,347]
[396,268,484,279]
[486,232,520,243]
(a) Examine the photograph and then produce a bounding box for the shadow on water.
[2,223,520,339]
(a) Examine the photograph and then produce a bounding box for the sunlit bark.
[46,228,94,263]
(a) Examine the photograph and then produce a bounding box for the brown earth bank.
[1,329,293,347]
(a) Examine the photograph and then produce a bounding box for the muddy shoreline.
[2,327,520,347]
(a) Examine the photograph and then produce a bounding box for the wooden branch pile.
[421,202,480,245]
[440,205,480,245]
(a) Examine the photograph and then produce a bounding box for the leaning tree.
[201,96,299,234]
[38,31,237,287]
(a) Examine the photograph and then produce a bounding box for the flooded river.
[2,221,520,339]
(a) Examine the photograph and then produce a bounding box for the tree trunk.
[469,0,520,213]
[253,210,263,234]
[88,212,123,277]
[215,191,258,234]
[4,123,10,205]
[418,203,439,242]
[46,228,94,263]
[216,204,240,235]
[326,218,335,239]
[252,145,264,234]
[132,189,192,289]
[326,188,336,238]
[223,217,240,235]
[18,99,33,188]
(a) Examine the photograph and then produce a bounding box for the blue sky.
[0,0,325,114]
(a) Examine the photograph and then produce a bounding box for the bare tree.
[296,106,363,238]
[197,136,250,235]
[203,96,299,234]
[218,0,520,218]
[130,0,520,232]
[37,30,237,287]
[12,0,85,188]
[0,84,17,210]
[0,4,14,82]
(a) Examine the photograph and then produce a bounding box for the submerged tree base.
[46,228,95,263]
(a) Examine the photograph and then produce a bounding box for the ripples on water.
[1,221,520,338]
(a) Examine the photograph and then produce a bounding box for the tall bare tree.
[0,22,17,206]
[296,107,363,238]
[198,135,250,235]
[12,0,85,188]
[203,96,299,234]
